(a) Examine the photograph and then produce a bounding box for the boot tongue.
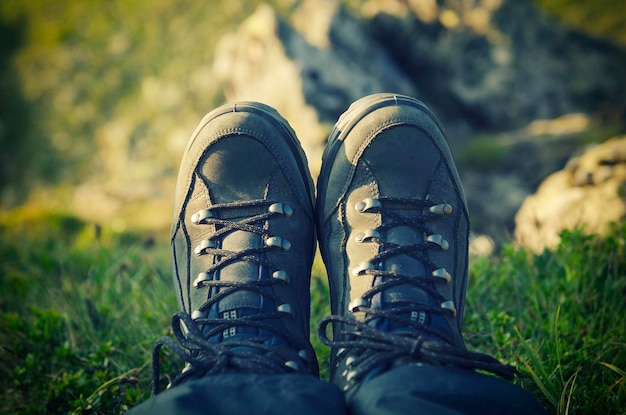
[205,213,274,344]
[381,225,427,303]
[218,229,263,313]
[369,215,452,340]
[368,224,429,332]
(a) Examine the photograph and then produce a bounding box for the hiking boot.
[316,93,515,395]
[153,102,319,393]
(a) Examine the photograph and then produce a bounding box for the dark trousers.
[127,365,547,415]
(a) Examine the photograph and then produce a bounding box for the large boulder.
[212,0,626,241]
[365,0,626,132]
[515,136,626,252]
[214,1,416,175]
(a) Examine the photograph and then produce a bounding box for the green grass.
[1,210,624,414]
[0,211,176,414]
[465,226,626,414]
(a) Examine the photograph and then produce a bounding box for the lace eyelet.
[355,229,381,243]
[193,272,212,288]
[265,236,292,251]
[348,298,369,312]
[352,261,375,276]
[191,209,213,224]
[277,303,293,316]
[355,197,381,213]
[298,349,313,363]
[285,361,300,371]
[441,300,457,316]
[194,239,217,255]
[432,268,452,282]
[429,203,453,215]
[426,234,449,251]
[272,270,291,284]
[268,203,294,217]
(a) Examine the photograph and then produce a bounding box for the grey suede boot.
[153,102,319,393]
[316,93,516,396]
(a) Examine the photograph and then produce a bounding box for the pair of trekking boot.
[128,94,546,415]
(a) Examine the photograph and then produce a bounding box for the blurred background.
[1,0,625,245]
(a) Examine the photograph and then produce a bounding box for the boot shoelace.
[152,199,307,394]
[319,196,518,389]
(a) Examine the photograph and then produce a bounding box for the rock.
[460,112,593,238]
[567,138,626,186]
[212,0,626,241]
[515,137,626,252]
[7,0,626,241]
[364,0,626,132]
[214,4,325,170]
[213,1,417,175]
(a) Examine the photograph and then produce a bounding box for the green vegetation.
[0,0,295,206]
[465,226,626,414]
[532,0,626,46]
[1,210,624,414]
[0,210,175,414]
[456,134,513,172]
[1,0,624,207]
[1,1,624,414]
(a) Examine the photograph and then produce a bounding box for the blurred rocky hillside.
[1,0,625,241]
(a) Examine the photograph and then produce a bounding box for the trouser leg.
[349,365,547,415]
[127,373,347,415]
